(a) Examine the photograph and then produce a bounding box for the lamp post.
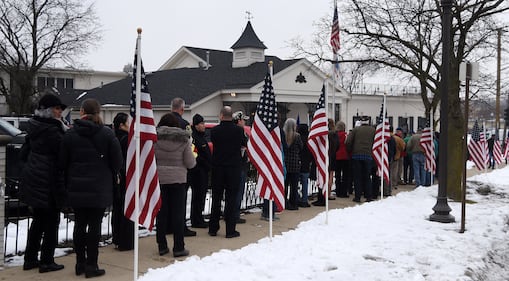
[430,0,455,223]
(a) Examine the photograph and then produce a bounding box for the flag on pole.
[503,139,509,159]
[420,120,436,174]
[468,120,488,170]
[493,139,502,165]
[330,2,340,80]
[247,72,285,210]
[330,2,340,54]
[124,40,161,231]
[372,103,390,184]
[307,85,328,195]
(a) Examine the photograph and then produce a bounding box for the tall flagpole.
[268,61,274,240]
[380,93,386,199]
[325,79,329,224]
[134,28,142,281]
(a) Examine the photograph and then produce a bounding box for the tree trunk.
[446,69,464,201]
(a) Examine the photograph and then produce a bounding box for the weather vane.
[245,11,253,21]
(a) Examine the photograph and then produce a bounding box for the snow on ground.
[138,167,509,281]
[3,163,509,280]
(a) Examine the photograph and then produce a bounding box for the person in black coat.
[19,94,68,273]
[208,106,247,238]
[189,114,212,228]
[111,112,134,251]
[59,98,123,278]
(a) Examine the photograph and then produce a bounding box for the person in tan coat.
[154,113,196,258]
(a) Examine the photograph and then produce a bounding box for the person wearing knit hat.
[189,113,212,228]
[192,114,204,125]
[18,94,68,273]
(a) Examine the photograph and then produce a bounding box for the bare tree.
[292,0,508,200]
[0,0,101,113]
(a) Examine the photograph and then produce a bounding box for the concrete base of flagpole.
[430,197,455,223]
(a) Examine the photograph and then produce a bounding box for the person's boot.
[85,265,106,278]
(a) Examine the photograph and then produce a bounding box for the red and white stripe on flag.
[372,120,390,183]
[247,73,285,210]
[493,140,502,165]
[468,122,488,171]
[307,86,328,195]
[504,139,509,159]
[420,127,436,173]
[124,43,161,231]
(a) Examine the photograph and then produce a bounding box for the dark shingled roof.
[68,47,298,108]
[230,21,267,50]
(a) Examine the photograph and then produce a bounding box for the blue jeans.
[299,172,309,203]
[412,153,426,186]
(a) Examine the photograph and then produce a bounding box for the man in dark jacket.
[190,114,212,228]
[208,106,247,238]
[19,94,68,273]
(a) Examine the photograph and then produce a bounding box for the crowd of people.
[17,94,437,278]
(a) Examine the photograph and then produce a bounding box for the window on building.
[65,78,74,89]
[37,77,46,92]
[46,77,55,88]
[57,78,65,89]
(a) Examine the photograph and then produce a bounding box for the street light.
[430,0,455,223]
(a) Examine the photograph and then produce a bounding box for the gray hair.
[171,97,185,111]
[34,107,55,118]
[283,118,297,146]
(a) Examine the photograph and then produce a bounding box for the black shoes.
[352,198,361,203]
[298,201,311,208]
[225,231,240,238]
[75,263,86,276]
[85,265,106,278]
[23,260,39,270]
[208,231,217,237]
[312,200,325,206]
[184,228,197,237]
[173,249,189,258]
[286,205,299,210]
[236,218,246,224]
[191,222,208,228]
[159,246,170,256]
[39,262,64,273]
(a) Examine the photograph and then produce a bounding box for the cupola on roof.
[230,21,267,50]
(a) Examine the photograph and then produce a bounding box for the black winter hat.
[192,114,204,125]
[38,94,67,110]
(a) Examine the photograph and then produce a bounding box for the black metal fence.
[3,174,319,259]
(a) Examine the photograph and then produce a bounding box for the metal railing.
[3,174,319,259]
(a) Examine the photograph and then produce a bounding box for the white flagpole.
[332,55,336,122]
[325,80,329,224]
[381,94,386,199]
[268,61,274,240]
[133,28,142,281]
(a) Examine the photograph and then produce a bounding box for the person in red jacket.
[334,121,351,198]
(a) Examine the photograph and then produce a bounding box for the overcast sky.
[84,0,334,72]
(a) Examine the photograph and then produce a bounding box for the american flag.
[330,4,340,54]
[503,139,509,159]
[307,85,328,195]
[419,120,436,173]
[124,41,161,231]
[247,72,285,210]
[493,138,502,166]
[372,103,390,184]
[468,120,488,171]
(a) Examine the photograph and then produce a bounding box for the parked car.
[0,115,31,131]
[0,118,30,224]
